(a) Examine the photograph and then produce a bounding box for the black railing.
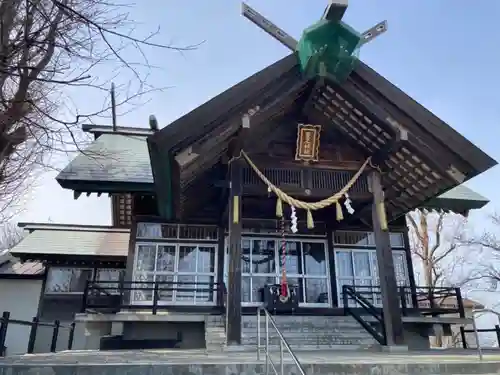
[0,311,75,357]
[342,285,386,345]
[82,280,225,314]
[341,285,466,346]
[403,286,465,318]
[342,285,465,317]
[460,325,500,349]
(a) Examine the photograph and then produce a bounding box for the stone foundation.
[1,349,499,375]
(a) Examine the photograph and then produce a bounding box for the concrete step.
[242,337,377,348]
[241,315,380,348]
[1,349,499,375]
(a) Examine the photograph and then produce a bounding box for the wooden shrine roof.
[55,125,490,218]
[56,126,154,193]
[147,53,496,221]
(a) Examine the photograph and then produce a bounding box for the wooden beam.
[148,55,298,150]
[354,62,497,174]
[370,126,407,167]
[217,169,231,224]
[369,170,405,347]
[226,158,243,345]
[322,0,348,22]
[340,76,472,180]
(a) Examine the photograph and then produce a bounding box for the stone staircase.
[204,315,227,351]
[241,315,379,349]
[203,315,380,350]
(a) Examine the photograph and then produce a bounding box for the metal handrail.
[256,306,306,375]
[471,308,500,361]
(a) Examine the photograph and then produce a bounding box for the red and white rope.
[280,216,288,299]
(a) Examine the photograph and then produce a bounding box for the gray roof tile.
[438,184,488,203]
[10,226,130,258]
[57,134,152,184]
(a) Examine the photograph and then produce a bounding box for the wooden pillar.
[402,225,419,308]
[226,159,243,345]
[369,170,405,346]
[326,222,338,307]
[216,226,226,309]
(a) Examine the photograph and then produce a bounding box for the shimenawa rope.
[237,150,371,228]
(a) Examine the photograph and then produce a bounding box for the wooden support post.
[226,159,243,345]
[369,170,405,347]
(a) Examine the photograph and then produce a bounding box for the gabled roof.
[55,125,490,216]
[56,132,153,192]
[422,185,489,215]
[149,54,496,174]
[147,53,496,221]
[11,223,130,262]
[149,55,303,154]
[81,124,154,138]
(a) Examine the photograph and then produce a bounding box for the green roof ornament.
[242,1,388,82]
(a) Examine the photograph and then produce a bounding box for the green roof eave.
[421,185,489,215]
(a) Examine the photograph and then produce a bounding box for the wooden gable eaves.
[305,66,497,221]
[147,54,300,155]
[147,54,311,219]
[146,51,497,221]
[353,62,497,175]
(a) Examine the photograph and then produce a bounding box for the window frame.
[44,267,123,295]
[334,248,409,307]
[224,236,332,308]
[132,241,218,306]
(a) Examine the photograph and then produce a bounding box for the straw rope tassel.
[276,198,283,218]
[232,196,240,224]
[306,210,314,229]
[377,201,388,231]
[236,151,371,231]
[240,150,370,211]
[336,201,344,221]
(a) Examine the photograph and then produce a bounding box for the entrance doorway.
[224,237,332,307]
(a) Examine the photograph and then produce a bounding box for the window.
[136,223,218,241]
[133,243,217,305]
[334,231,409,306]
[225,237,331,307]
[45,267,123,294]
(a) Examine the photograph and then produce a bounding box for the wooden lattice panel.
[242,166,369,194]
[310,83,456,218]
[112,194,132,227]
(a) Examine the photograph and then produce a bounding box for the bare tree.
[0,221,23,252]
[406,209,480,347]
[406,210,475,288]
[466,213,500,290]
[0,0,199,220]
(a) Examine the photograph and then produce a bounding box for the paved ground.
[1,349,499,366]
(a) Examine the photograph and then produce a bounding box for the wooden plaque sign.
[295,124,321,162]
